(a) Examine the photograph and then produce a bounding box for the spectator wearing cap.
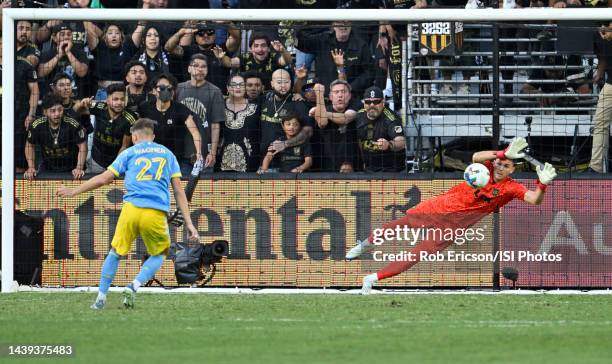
[51,73,94,134]
[520,55,590,107]
[121,23,170,80]
[355,86,406,172]
[296,21,373,97]
[38,24,89,98]
[176,54,226,170]
[25,93,87,180]
[165,21,240,91]
[88,23,127,101]
[312,79,361,173]
[214,32,292,89]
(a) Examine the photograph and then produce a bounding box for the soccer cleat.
[345,239,374,260]
[122,285,135,309]
[361,273,378,295]
[90,299,105,310]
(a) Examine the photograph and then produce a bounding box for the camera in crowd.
[169,239,229,286]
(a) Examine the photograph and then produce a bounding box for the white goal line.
[15,286,612,295]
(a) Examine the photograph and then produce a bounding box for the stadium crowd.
[1,0,611,178]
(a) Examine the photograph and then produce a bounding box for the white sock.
[96,292,106,302]
[366,273,379,282]
[131,279,142,292]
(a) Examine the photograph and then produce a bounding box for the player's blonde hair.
[130,118,157,136]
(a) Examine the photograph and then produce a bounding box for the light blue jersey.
[108,141,181,212]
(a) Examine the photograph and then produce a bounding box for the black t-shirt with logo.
[317,98,361,171]
[27,116,86,172]
[259,91,314,152]
[39,46,89,98]
[89,102,137,167]
[239,52,283,89]
[17,42,41,60]
[137,100,193,159]
[275,135,313,172]
[355,107,405,172]
[93,42,124,81]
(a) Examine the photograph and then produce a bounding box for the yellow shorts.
[111,202,170,256]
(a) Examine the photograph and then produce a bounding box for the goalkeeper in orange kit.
[345,137,557,294]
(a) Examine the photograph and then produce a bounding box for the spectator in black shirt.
[258,114,313,174]
[165,21,240,90]
[297,21,374,97]
[75,84,137,173]
[15,57,39,173]
[122,23,170,80]
[260,69,315,160]
[89,23,127,100]
[220,74,261,172]
[16,20,40,67]
[137,73,203,173]
[38,24,89,98]
[355,86,406,172]
[25,93,87,180]
[124,61,152,114]
[312,80,360,173]
[214,33,292,89]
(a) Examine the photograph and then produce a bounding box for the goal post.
[2,7,611,293]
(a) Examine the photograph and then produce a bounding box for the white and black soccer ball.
[464,163,490,189]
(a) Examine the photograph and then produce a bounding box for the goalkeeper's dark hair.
[130,118,157,135]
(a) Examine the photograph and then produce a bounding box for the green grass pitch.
[1,293,611,363]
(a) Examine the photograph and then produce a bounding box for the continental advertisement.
[15,178,494,288]
[15,178,610,288]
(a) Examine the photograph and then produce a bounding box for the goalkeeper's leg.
[362,238,453,294]
[346,213,419,260]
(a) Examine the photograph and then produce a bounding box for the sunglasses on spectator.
[364,99,383,105]
[228,82,245,88]
[157,85,173,91]
[196,29,215,36]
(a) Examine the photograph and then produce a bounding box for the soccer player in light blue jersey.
[57,118,199,309]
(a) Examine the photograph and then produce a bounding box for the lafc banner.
[15,179,493,288]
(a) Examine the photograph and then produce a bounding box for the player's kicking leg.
[91,248,121,310]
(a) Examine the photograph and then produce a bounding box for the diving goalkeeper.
[345,137,557,294]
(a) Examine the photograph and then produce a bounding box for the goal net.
[2,7,612,292]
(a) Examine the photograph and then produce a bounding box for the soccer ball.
[464,163,490,189]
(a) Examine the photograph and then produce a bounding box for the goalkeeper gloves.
[497,137,528,160]
[536,162,557,191]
